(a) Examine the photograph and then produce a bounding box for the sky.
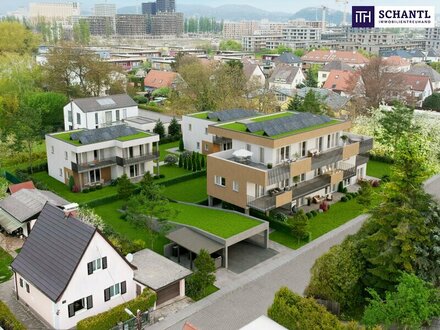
[1,0,438,14]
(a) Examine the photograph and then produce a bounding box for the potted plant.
[267,163,273,169]
[341,135,349,145]
[291,152,300,161]
[293,176,300,187]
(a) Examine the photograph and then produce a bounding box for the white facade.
[182,114,216,153]
[29,2,80,22]
[15,232,135,329]
[268,69,305,91]
[317,70,329,87]
[282,27,321,41]
[64,102,139,131]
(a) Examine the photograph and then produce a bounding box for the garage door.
[156,282,180,305]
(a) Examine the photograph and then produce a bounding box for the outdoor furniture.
[326,194,333,201]
[312,195,322,204]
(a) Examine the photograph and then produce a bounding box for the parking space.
[227,241,278,274]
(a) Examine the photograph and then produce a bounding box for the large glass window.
[89,169,101,183]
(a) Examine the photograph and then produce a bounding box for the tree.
[0,21,40,55]
[200,155,205,169]
[268,287,345,330]
[68,175,75,192]
[168,117,180,137]
[179,137,184,151]
[186,249,216,300]
[117,174,136,200]
[275,45,293,54]
[304,65,319,88]
[164,154,178,166]
[73,19,90,45]
[299,90,323,114]
[362,273,440,329]
[287,94,303,111]
[76,207,107,232]
[286,210,308,240]
[422,93,440,110]
[178,153,183,168]
[356,180,374,209]
[219,40,242,51]
[0,177,8,200]
[429,61,440,74]
[152,87,170,98]
[153,120,165,138]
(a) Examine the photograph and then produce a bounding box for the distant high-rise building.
[116,14,148,36]
[28,2,80,22]
[156,0,175,13]
[142,2,157,15]
[84,16,115,36]
[151,12,183,36]
[94,3,116,17]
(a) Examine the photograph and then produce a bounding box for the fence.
[110,311,149,330]
[0,170,21,184]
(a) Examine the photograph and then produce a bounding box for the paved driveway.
[150,215,369,330]
[425,175,440,202]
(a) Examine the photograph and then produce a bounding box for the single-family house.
[0,189,70,237]
[144,70,180,92]
[383,56,411,73]
[268,64,305,91]
[46,125,160,191]
[407,49,426,63]
[63,94,139,131]
[407,63,440,91]
[301,50,369,68]
[7,181,36,194]
[317,60,354,87]
[323,70,364,97]
[243,60,266,88]
[273,52,302,67]
[399,74,433,107]
[426,49,440,63]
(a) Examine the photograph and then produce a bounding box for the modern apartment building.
[282,27,321,41]
[84,16,115,36]
[93,3,116,17]
[28,2,80,22]
[156,0,176,13]
[223,21,260,40]
[46,125,160,190]
[425,27,440,51]
[202,111,372,213]
[142,2,157,15]
[115,14,148,36]
[151,12,184,36]
[242,35,284,52]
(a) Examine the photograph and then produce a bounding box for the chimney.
[63,203,79,218]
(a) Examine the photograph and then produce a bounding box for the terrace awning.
[166,227,224,254]
[0,209,23,234]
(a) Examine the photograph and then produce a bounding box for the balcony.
[213,136,232,145]
[116,152,159,166]
[71,157,117,173]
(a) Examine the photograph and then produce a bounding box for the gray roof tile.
[72,94,137,113]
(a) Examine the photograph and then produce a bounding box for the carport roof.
[166,227,224,254]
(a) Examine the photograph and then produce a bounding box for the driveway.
[149,214,369,330]
[425,175,440,202]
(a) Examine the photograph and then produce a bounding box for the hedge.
[138,104,163,112]
[81,194,120,208]
[159,134,181,145]
[76,289,156,330]
[0,301,26,330]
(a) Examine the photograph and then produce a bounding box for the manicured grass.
[220,122,248,132]
[116,132,152,141]
[52,131,83,145]
[168,203,261,238]
[0,247,13,283]
[163,177,207,202]
[31,172,118,204]
[251,112,293,122]
[154,165,192,181]
[94,200,169,255]
[159,141,179,161]
[189,112,216,121]
[367,160,392,179]
[189,284,219,301]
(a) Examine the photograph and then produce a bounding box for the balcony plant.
[267,163,273,169]
[341,134,349,145]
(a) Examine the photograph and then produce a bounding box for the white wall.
[46,135,76,184]
[182,114,214,153]
[55,232,136,329]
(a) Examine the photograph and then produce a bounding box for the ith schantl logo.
[353,6,375,28]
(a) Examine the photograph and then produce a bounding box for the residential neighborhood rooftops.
[323,70,359,93]
[301,50,369,65]
[189,109,261,122]
[295,88,350,111]
[320,60,354,72]
[268,64,302,85]
[273,52,301,65]
[132,248,192,290]
[0,189,69,223]
[8,181,36,194]
[144,70,179,89]
[71,94,138,113]
[383,56,410,67]
[52,125,153,145]
[11,204,96,302]
[407,63,440,84]
[219,112,341,139]
[401,74,431,91]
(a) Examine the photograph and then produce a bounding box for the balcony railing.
[116,152,159,166]
[71,157,117,173]
[213,136,232,145]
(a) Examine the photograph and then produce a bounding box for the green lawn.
[159,141,179,161]
[116,132,152,141]
[0,247,13,283]
[367,160,392,179]
[94,200,169,255]
[163,177,207,202]
[251,112,293,122]
[52,131,83,145]
[154,165,192,181]
[168,202,261,238]
[189,284,219,301]
[31,172,118,204]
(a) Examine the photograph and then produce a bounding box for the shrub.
[83,188,90,193]
[68,175,75,191]
[133,95,149,104]
[381,174,390,183]
[179,137,184,151]
[267,163,273,169]
[306,212,313,219]
[96,184,102,190]
[89,186,96,192]
[311,210,318,217]
[164,154,178,166]
[76,289,156,330]
[272,212,288,222]
[341,196,348,202]
[178,154,183,168]
[337,181,344,193]
[286,210,309,240]
[186,250,216,301]
[346,194,352,200]
[159,174,165,179]
[0,301,26,330]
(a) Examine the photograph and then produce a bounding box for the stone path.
[149,214,369,330]
[0,280,48,329]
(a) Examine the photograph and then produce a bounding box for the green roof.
[168,203,262,238]
[251,112,294,122]
[116,132,152,141]
[189,112,217,121]
[52,131,83,145]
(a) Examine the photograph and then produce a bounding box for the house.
[7,181,36,194]
[144,70,180,92]
[150,56,175,71]
[273,52,302,67]
[0,189,71,237]
[11,204,138,329]
[426,49,440,63]
[243,60,266,88]
[268,64,305,91]
[323,70,364,97]
[382,56,411,73]
[407,49,426,63]
[399,74,433,107]
[63,94,139,131]
[206,111,373,213]
[295,88,350,114]
[182,109,261,154]
[317,60,354,87]
[125,109,181,135]
[380,49,426,64]
[407,63,440,91]
[301,50,369,68]
[46,125,160,191]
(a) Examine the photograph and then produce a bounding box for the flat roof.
[166,227,224,254]
[240,316,287,330]
[132,248,192,290]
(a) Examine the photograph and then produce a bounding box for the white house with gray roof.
[46,125,159,191]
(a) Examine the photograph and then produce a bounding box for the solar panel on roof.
[96,98,116,106]
[71,125,142,145]
[207,109,260,122]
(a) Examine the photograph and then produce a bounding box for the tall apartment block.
[93,3,116,17]
[156,0,176,13]
[151,12,184,36]
[116,14,148,36]
[142,2,157,15]
[85,16,115,36]
[28,2,80,22]
[183,110,373,214]
[223,21,260,40]
[425,27,440,51]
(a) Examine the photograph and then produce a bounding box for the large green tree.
[422,93,440,111]
[299,90,323,114]
[0,21,40,55]
[186,249,216,300]
[219,40,242,51]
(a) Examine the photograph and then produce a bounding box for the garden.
[0,247,13,284]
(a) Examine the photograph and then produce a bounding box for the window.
[95,113,99,126]
[64,151,68,160]
[59,169,63,177]
[68,296,93,318]
[25,283,30,293]
[105,111,112,124]
[300,141,307,157]
[51,146,54,154]
[116,110,120,121]
[76,113,81,125]
[300,173,306,182]
[89,169,101,183]
[259,147,264,163]
[233,181,239,192]
[196,142,200,150]
[327,135,331,148]
[246,144,251,152]
[19,278,23,288]
[215,176,226,187]
[123,109,127,119]
[104,282,127,302]
[188,124,192,131]
[205,128,208,135]
[68,110,73,123]
[87,257,107,275]
[205,143,209,151]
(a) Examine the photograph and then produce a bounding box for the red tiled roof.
[182,322,198,330]
[8,181,36,194]
[401,74,431,91]
[323,70,359,93]
[301,50,369,65]
[144,70,178,89]
[383,56,410,67]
